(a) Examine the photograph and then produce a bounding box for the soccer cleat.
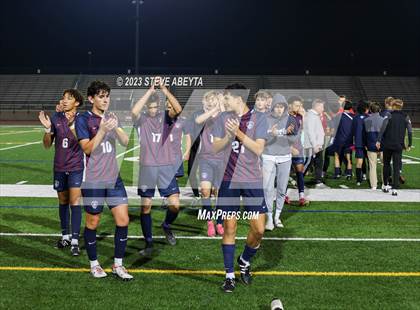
[139,242,153,257]
[299,198,310,207]
[207,221,216,237]
[162,223,176,246]
[392,189,398,196]
[371,187,377,191]
[221,277,236,293]
[112,265,133,281]
[382,185,390,193]
[362,174,367,181]
[346,174,352,181]
[216,223,224,236]
[284,196,290,205]
[56,238,71,249]
[70,244,80,256]
[90,265,107,278]
[237,256,252,285]
[356,182,361,186]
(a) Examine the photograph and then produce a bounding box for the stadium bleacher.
[0,74,418,124]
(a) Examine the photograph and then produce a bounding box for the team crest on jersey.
[91,200,99,209]
[246,121,254,129]
[54,180,59,188]
[140,185,148,192]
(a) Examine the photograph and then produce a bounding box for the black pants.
[187,140,200,197]
[306,149,324,184]
[383,148,403,189]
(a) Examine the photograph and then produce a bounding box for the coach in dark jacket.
[376,99,412,195]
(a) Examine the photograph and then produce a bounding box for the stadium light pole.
[133,0,143,75]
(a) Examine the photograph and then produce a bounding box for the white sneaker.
[90,265,107,278]
[371,187,377,191]
[265,214,274,231]
[274,219,284,228]
[112,265,133,281]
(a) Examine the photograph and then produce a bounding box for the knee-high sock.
[84,227,97,261]
[70,205,81,242]
[114,225,128,259]
[59,204,70,237]
[140,213,153,245]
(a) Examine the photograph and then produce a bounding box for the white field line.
[0,141,42,151]
[0,129,39,136]
[116,145,139,159]
[403,154,420,161]
[0,232,419,242]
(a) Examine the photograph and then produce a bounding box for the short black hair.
[87,80,111,98]
[224,83,248,103]
[63,89,84,107]
[343,100,353,111]
[356,100,370,114]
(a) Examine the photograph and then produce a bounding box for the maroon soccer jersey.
[213,110,268,183]
[134,111,176,166]
[198,116,224,161]
[51,112,84,172]
[75,111,120,183]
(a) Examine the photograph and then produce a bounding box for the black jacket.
[377,110,412,151]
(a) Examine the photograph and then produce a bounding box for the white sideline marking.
[116,145,139,159]
[15,181,28,185]
[0,232,419,242]
[1,185,419,202]
[0,141,41,151]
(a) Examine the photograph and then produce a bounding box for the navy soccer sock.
[222,244,236,275]
[114,225,128,259]
[356,168,363,183]
[164,208,178,226]
[201,197,212,213]
[83,227,97,261]
[70,205,81,242]
[296,171,305,193]
[334,167,340,176]
[140,213,153,245]
[241,244,258,263]
[59,204,70,237]
[346,169,352,177]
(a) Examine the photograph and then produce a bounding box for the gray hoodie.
[263,94,298,156]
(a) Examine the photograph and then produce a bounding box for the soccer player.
[331,100,354,179]
[263,94,297,231]
[303,99,326,187]
[38,89,84,256]
[288,95,309,206]
[194,90,225,236]
[75,80,132,280]
[253,90,272,113]
[353,100,370,186]
[376,99,412,195]
[213,84,268,292]
[363,102,384,190]
[131,78,183,255]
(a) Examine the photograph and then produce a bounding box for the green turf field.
[1,126,420,309]
[0,126,419,188]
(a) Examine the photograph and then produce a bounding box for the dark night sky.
[0,0,419,74]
